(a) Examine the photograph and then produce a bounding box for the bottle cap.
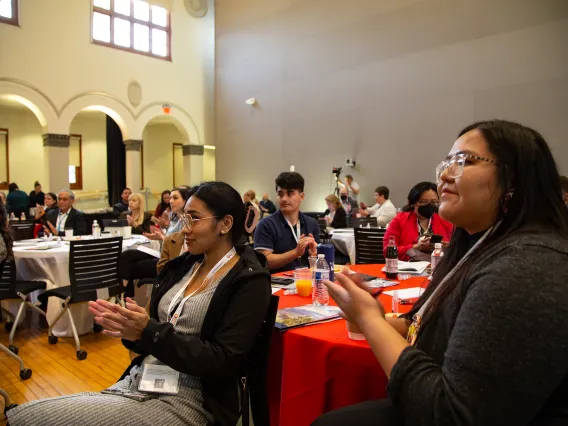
[317,254,325,258]
[434,243,442,249]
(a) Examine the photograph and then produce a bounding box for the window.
[69,134,83,190]
[92,0,171,60]
[0,0,18,26]
[0,129,9,190]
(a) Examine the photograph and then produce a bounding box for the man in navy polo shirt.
[254,172,320,273]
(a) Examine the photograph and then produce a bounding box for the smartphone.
[430,234,443,244]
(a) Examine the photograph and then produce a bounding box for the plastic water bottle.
[312,254,329,306]
[92,220,101,239]
[431,243,444,273]
[20,212,26,220]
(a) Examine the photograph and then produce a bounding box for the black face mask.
[340,195,347,201]
[417,203,438,219]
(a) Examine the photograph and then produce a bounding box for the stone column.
[43,134,70,192]
[124,139,142,191]
[183,144,204,186]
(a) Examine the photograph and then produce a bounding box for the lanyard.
[417,217,432,236]
[57,212,69,232]
[415,221,501,318]
[286,219,301,244]
[167,247,236,327]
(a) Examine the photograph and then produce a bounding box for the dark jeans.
[119,250,158,297]
[311,399,403,426]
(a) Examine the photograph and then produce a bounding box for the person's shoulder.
[143,211,153,220]
[119,211,128,219]
[257,212,279,228]
[302,212,319,226]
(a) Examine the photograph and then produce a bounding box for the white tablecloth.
[330,229,356,264]
[2,236,160,337]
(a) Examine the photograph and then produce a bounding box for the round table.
[4,236,160,337]
[268,264,430,426]
[330,229,356,263]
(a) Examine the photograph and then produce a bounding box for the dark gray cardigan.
[389,230,568,426]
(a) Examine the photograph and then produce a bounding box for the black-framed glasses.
[416,200,440,207]
[179,213,218,230]
[436,153,499,183]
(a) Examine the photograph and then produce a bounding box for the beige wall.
[215,0,568,211]
[203,148,216,181]
[0,105,44,192]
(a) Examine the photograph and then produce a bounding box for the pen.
[399,297,419,305]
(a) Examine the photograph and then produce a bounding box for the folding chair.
[354,227,387,264]
[0,343,32,380]
[241,295,279,426]
[0,259,46,354]
[1,387,18,415]
[10,222,36,241]
[42,237,124,360]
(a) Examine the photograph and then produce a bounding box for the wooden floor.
[0,309,131,425]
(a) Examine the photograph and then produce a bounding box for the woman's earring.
[500,191,514,214]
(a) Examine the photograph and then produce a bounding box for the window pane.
[93,0,110,10]
[151,28,167,57]
[69,166,77,185]
[133,23,149,52]
[93,12,111,43]
[114,18,131,47]
[133,0,149,21]
[151,5,167,27]
[0,0,12,19]
[114,0,130,16]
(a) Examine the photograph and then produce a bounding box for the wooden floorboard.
[0,309,130,425]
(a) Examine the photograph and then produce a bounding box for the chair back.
[354,227,386,264]
[68,237,123,301]
[350,217,378,228]
[244,295,279,426]
[10,222,36,241]
[0,259,17,300]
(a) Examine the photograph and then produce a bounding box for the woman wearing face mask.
[383,182,453,261]
[314,120,568,426]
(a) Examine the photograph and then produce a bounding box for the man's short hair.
[58,189,75,200]
[375,186,390,199]
[560,176,568,194]
[345,174,353,180]
[275,172,305,192]
[123,187,131,192]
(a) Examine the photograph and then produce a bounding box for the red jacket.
[383,211,454,260]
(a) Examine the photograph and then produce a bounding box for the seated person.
[28,181,45,209]
[7,181,272,426]
[339,187,357,216]
[0,196,13,261]
[561,175,568,206]
[120,193,153,235]
[156,231,185,273]
[324,194,347,229]
[359,186,397,227]
[153,190,171,219]
[113,187,132,217]
[254,172,320,273]
[0,191,6,205]
[314,120,568,426]
[383,182,453,261]
[43,190,87,236]
[146,188,191,241]
[34,192,58,223]
[259,193,276,218]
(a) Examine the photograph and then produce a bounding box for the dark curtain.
[106,115,126,206]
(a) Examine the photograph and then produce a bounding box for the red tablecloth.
[267,265,430,426]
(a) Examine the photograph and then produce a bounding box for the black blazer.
[44,207,87,236]
[119,211,153,234]
[330,207,347,229]
[120,245,271,426]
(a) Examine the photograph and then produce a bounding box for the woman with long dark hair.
[7,181,271,426]
[154,190,171,219]
[314,120,568,425]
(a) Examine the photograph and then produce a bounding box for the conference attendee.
[324,194,347,229]
[0,192,6,205]
[314,120,568,426]
[259,193,276,218]
[338,174,360,201]
[34,192,58,224]
[339,187,357,216]
[28,181,45,208]
[112,187,132,217]
[43,190,87,236]
[7,181,272,426]
[119,193,152,235]
[0,197,13,262]
[153,189,171,218]
[360,186,397,227]
[243,189,260,211]
[383,181,453,261]
[6,182,29,218]
[254,171,320,273]
[561,175,568,206]
[147,187,190,240]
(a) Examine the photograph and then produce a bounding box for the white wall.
[203,148,216,181]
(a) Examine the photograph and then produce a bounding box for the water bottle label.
[386,258,398,273]
[314,271,329,280]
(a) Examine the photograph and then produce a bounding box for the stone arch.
[135,103,200,145]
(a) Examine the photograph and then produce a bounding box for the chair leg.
[1,306,14,323]
[47,302,68,338]
[27,301,47,317]
[8,301,26,347]
[0,344,25,371]
[66,308,81,353]
[0,387,12,408]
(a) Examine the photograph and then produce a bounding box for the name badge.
[138,364,180,395]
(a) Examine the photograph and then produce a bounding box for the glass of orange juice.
[294,269,312,297]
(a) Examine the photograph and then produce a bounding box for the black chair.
[350,217,378,228]
[354,227,386,264]
[0,259,46,354]
[42,237,124,360]
[10,222,36,241]
[241,295,279,426]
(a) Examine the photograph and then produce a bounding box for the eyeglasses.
[179,213,218,230]
[416,200,440,207]
[436,153,499,183]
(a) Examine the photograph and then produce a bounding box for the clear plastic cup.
[294,269,312,297]
[308,256,318,271]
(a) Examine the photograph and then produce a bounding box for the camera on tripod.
[332,167,342,177]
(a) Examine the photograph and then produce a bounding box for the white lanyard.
[57,212,69,233]
[415,221,501,318]
[417,217,432,236]
[167,247,236,326]
[286,219,301,244]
